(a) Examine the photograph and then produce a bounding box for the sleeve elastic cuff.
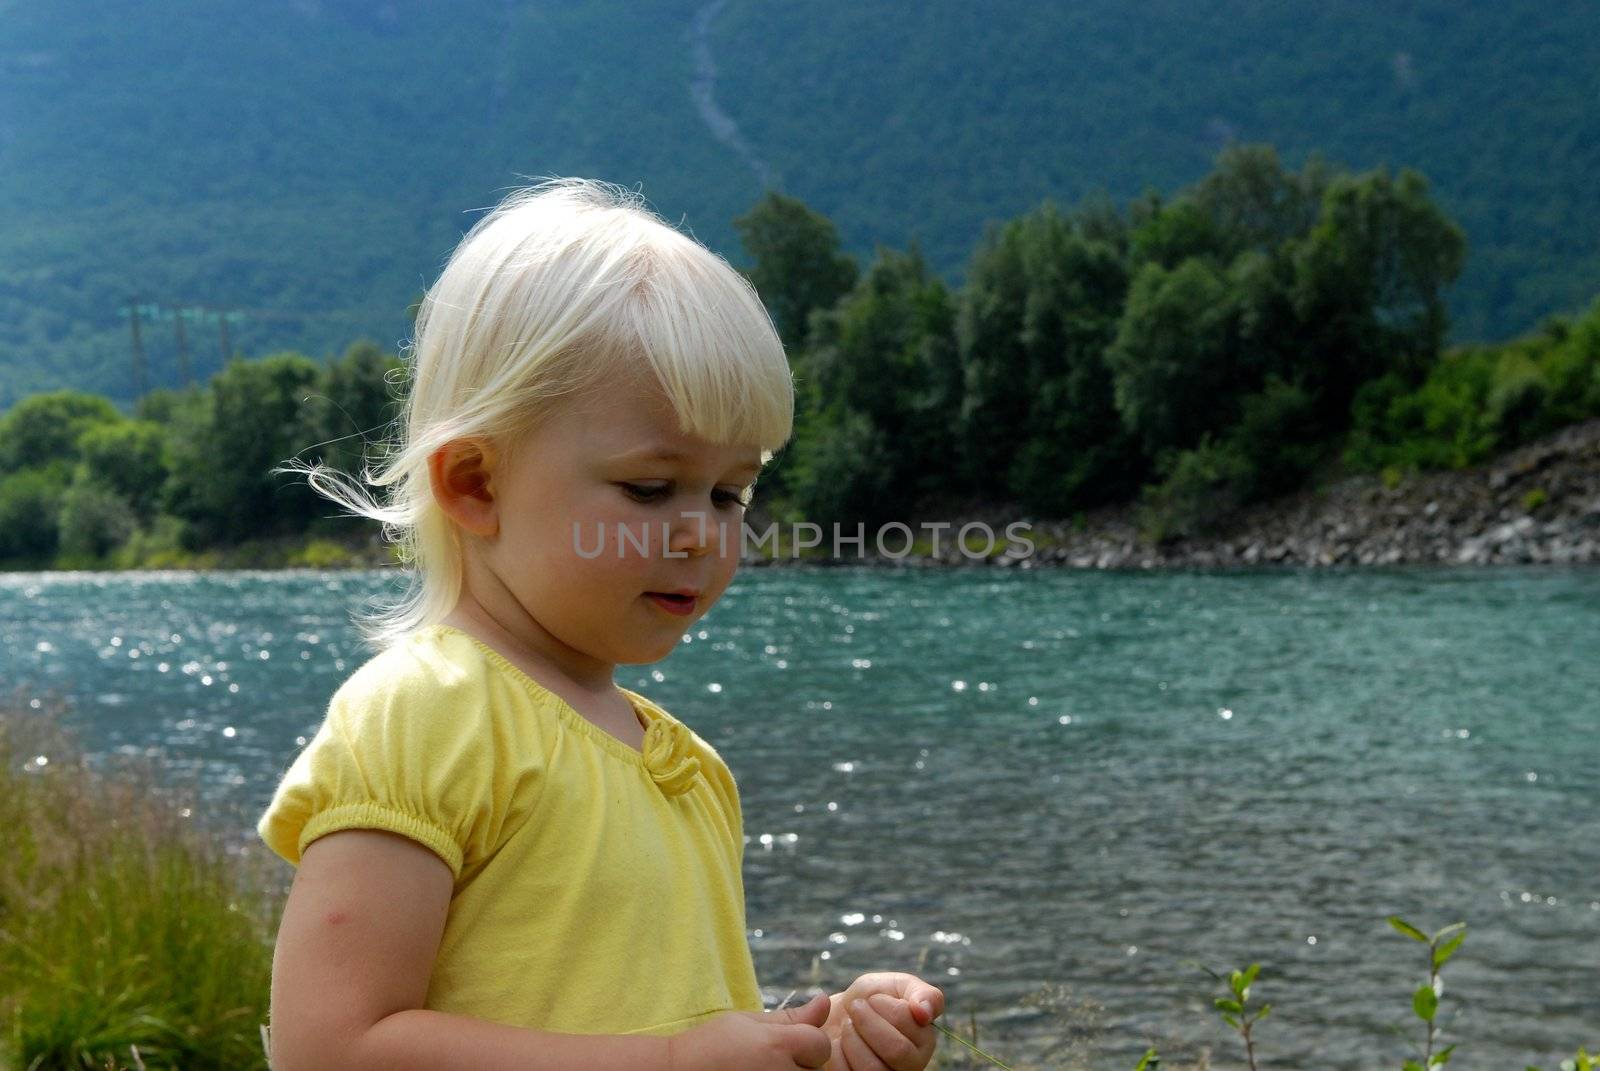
[299,802,465,880]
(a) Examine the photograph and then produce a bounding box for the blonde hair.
[285,178,793,651]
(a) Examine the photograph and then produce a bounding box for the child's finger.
[847,996,925,1070]
[840,1013,889,1071]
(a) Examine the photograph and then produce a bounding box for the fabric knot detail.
[642,716,701,797]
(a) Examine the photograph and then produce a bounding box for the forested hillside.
[6,147,1599,571]
[2,0,1597,407]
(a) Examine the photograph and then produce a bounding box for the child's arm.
[268,829,671,1071]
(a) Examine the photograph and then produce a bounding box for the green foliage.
[1345,296,1600,473]
[0,339,407,568]
[1133,920,1583,1071]
[1107,258,1239,457]
[785,402,896,528]
[109,514,191,570]
[1288,167,1467,424]
[5,1,1600,406]
[709,0,1597,348]
[56,474,138,563]
[7,143,1600,562]
[1228,375,1325,500]
[1390,917,1467,1070]
[1189,145,1334,262]
[958,202,1140,511]
[287,537,359,569]
[784,244,960,523]
[734,191,860,351]
[0,390,121,474]
[165,352,323,544]
[0,462,70,562]
[76,419,169,518]
[292,339,406,489]
[1135,435,1255,544]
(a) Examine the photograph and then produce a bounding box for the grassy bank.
[0,696,281,1070]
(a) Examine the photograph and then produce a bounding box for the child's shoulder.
[331,623,498,710]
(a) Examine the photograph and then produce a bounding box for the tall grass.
[0,695,280,1070]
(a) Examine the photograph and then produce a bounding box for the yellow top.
[256,623,763,1036]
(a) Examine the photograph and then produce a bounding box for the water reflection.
[2,566,1597,1066]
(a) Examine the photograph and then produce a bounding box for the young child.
[256,178,944,1071]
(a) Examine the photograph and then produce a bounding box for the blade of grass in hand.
[933,1020,1016,1070]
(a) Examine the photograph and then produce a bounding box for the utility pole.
[122,298,149,400]
[217,305,233,365]
[174,307,192,386]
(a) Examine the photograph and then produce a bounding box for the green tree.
[957,203,1140,513]
[295,339,405,486]
[791,244,960,522]
[0,461,70,561]
[785,403,895,529]
[1288,166,1467,423]
[56,473,138,561]
[76,420,169,519]
[0,391,121,473]
[1128,198,1230,271]
[167,352,322,543]
[1105,258,1241,457]
[1188,143,1333,262]
[734,191,859,351]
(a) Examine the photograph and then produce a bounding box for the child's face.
[479,374,763,673]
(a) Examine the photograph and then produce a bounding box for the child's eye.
[618,482,668,503]
[619,482,748,509]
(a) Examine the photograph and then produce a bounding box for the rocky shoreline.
[745,418,1600,570]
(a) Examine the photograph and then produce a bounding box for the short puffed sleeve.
[256,643,506,881]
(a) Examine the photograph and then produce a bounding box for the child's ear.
[428,439,499,538]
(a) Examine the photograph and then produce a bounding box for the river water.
[2,566,1596,1068]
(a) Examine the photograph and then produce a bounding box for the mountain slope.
[2,0,1596,407]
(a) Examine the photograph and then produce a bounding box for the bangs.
[571,237,795,462]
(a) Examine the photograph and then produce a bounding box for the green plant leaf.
[1242,963,1261,988]
[1431,1044,1456,1066]
[1215,998,1244,1015]
[1389,917,1428,943]
[1431,922,1466,943]
[1253,1003,1272,1023]
[1433,932,1466,969]
[1406,1060,1428,1071]
[1229,969,1244,995]
[1222,1013,1241,1030]
[1413,984,1439,1022]
[1133,1046,1160,1071]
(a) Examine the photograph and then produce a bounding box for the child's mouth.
[646,592,696,615]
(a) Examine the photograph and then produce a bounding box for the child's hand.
[670,991,833,1070]
[821,972,944,1071]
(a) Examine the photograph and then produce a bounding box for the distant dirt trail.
[687,0,774,189]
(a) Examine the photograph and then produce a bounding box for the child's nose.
[666,512,720,557]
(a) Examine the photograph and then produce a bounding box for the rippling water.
[3,566,1597,1068]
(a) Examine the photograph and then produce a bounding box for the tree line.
[741,142,1600,540]
[3,142,1599,567]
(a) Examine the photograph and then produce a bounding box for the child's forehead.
[603,440,764,477]
[563,376,763,465]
